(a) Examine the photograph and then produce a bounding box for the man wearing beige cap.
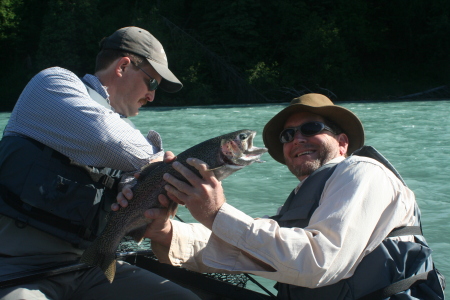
[0,27,200,299]
[123,93,444,299]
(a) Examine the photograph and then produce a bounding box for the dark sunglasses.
[138,67,159,91]
[279,121,336,143]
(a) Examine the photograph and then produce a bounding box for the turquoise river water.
[0,100,448,297]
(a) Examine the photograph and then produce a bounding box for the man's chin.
[287,159,321,179]
[127,109,139,117]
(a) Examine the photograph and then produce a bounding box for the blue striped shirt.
[4,67,162,172]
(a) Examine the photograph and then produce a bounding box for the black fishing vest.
[0,136,121,249]
[272,146,445,299]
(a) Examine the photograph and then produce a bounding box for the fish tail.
[104,258,117,284]
[80,244,117,283]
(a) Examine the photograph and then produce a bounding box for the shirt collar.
[82,74,110,101]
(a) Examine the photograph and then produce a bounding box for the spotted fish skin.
[80,130,267,283]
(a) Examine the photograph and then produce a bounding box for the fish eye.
[239,133,248,140]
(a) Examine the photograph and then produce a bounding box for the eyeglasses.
[137,67,159,91]
[279,121,336,143]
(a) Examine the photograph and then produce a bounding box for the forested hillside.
[1,0,449,110]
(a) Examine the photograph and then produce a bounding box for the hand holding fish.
[85,130,267,283]
[164,158,226,230]
[113,151,177,247]
[112,151,176,211]
[115,184,174,247]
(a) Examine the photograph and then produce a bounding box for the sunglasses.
[138,67,159,91]
[279,121,336,143]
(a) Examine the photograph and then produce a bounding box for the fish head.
[215,130,268,180]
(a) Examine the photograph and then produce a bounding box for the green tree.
[1,0,450,111]
[35,0,100,74]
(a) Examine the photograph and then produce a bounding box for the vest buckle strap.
[358,271,431,300]
[100,175,116,189]
[387,226,423,238]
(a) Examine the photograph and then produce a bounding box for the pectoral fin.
[127,225,147,244]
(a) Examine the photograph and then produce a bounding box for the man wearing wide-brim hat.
[263,93,365,164]
[258,93,444,298]
[124,94,445,299]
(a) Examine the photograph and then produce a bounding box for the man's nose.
[292,130,308,144]
[145,91,155,102]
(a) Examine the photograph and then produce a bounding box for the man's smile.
[295,150,315,157]
[290,146,317,159]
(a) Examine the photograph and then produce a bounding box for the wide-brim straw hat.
[263,93,365,164]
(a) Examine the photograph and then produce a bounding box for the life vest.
[0,136,121,249]
[0,80,134,249]
[271,146,445,299]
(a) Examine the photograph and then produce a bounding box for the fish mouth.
[220,152,245,168]
[220,131,267,167]
[212,130,268,181]
[240,131,268,162]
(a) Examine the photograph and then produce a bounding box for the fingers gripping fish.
[80,130,268,283]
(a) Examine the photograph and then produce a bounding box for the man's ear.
[337,133,349,156]
[115,56,132,77]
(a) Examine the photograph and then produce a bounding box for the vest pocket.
[19,162,101,227]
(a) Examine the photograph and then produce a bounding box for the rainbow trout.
[80,129,267,283]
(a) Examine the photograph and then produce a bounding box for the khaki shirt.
[152,156,416,288]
